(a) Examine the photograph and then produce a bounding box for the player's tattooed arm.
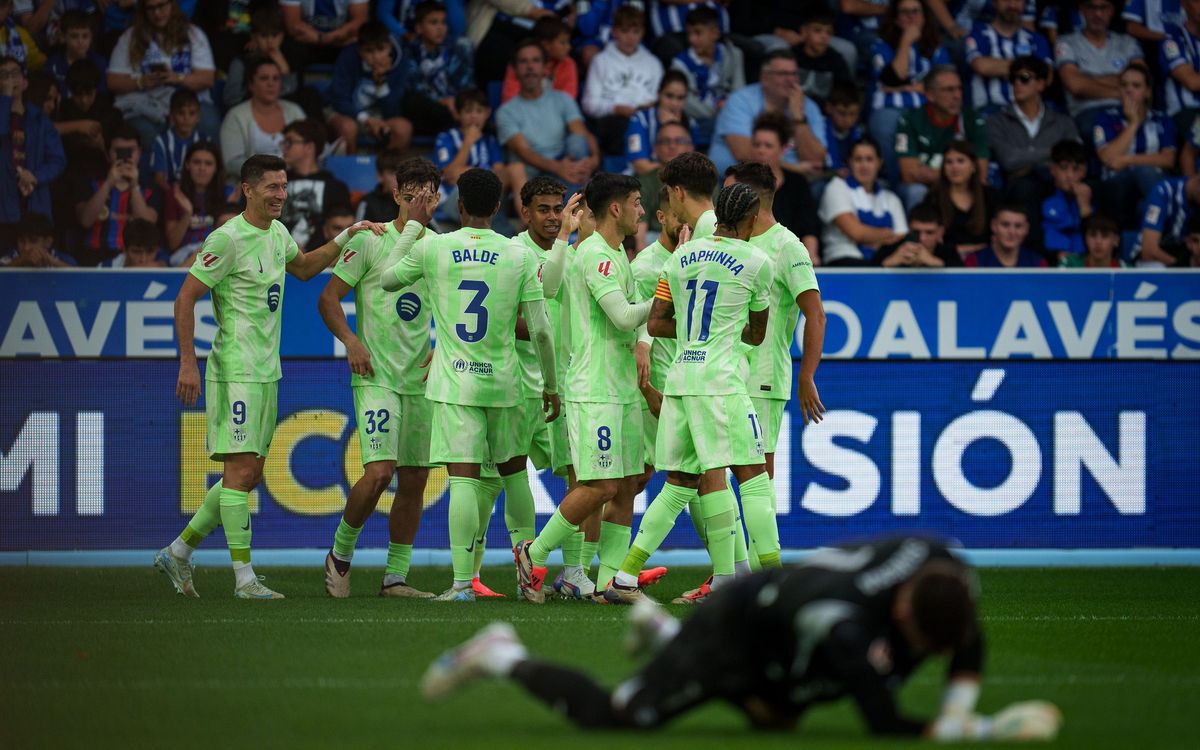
[742,307,769,346]
[647,297,676,339]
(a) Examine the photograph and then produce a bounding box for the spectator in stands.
[24,70,57,117]
[646,1,729,65]
[625,70,697,175]
[0,55,64,246]
[1062,213,1127,267]
[305,202,355,251]
[0,212,74,266]
[964,202,1047,267]
[57,60,120,174]
[471,0,566,87]
[965,0,1051,115]
[329,20,413,154]
[869,0,951,183]
[1160,0,1200,133]
[278,119,351,250]
[0,0,44,72]
[219,57,306,179]
[164,141,229,266]
[400,0,475,138]
[818,138,907,266]
[582,5,662,158]
[1138,173,1200,266]
[281,0,369,69]
[1041,140,1093,260]
[744,115,820,255]
[434,86,506,220]
[101,217,167,267]
[1055,0,1143,136]
[823,82,864,178]
[793,6,853,106]
[670,5,743,145]
[214,200,240,229]
[45,10,107,96]
[709,50,827,177]
[874,201,963,267]
[575,0,619,69]
[923,140,996,254]
[837,0,888,72]
[149,88,204,189]
[73,123,162,267]
[636,121,694,239]
[1123,0,1184,45]
[223,7,322,122]
[378,0,467,41]
[497,39,599,196]
[896,66,989,209]
[358,147,404,222]
[501,16,576,103]
[1094,61,1177,231]
[107,0,218,149]
[1183,113,1200,175]
[985,55,1079,202]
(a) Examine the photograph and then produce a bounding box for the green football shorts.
[567,400,642,481]
[656,393,766,474]
[750,396,785,455]
[430,402,524,465]
[353,385,435,467]
[205,379,278,460]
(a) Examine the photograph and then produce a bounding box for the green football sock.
[475,477,502,575]
[562,531,584,570]
[620,482,693,577]
[596,521,631,590]
[448,477,483,583]
[580,540,599,573]
[688,496,707,545]
[218,487,251,563]
[529,510,577,567]
[701,488,737,577]
[182,481,223,547]
[733,511,749,565]
[502,470,536,548]
[739,472,781,568]
[385,542,412,577]
[332,517,362,561]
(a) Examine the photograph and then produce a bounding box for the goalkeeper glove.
[930,700,1062,742]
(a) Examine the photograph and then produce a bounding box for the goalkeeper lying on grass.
[422,535,1061,741]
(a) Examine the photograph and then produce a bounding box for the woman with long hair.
[106,0,219,149]
[923,140,996,255]
[219,56,306,178]
[165,141,233,266]
[818,138,908,266]
[869,0,950,183]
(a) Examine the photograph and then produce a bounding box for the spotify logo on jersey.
[396,293,422,321]
[266,284,281,312]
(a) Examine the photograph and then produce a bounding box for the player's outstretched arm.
[741,308,769,346]
[380,220,429,292]
[521,299,560,422]
[318,274,374,378]
[796,289,826,425]
[288,220,387,280]
[596,290,651,332]
[174,274,209,406]
[647,297,675,339]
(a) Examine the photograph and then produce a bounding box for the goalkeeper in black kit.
[421,536,1062,741]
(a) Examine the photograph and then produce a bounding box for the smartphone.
[148,62,169,74]
[115,147,134,162]
[904,231,920,244]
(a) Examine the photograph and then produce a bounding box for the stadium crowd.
[2,0,1200,269]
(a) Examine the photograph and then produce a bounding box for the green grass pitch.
[2,566,1197,749]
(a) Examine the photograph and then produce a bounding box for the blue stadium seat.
[325,155,379,196]
[486,80,503,112]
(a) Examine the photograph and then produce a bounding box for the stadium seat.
[325,155,378,204]
[486,80,503,112]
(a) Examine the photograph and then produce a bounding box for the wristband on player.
[334,224,363,249]
[356,111,370,126]
[941,680,980,717]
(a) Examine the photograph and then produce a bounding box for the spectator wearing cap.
[0,54,65,247]
[1054,0,1143,136]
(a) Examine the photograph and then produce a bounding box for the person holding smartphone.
[72,122,162,266]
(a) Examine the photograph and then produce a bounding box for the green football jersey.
[693,209,717,239]
[188,214,299,383]
[630,240,676,393]
[390,226,543,408]
[333,222,433,395]
[565,232,639,404]
[657,234,773,396]
[746,223,820,401]
[514,231,562,398]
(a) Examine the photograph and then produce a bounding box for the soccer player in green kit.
[515,173,652,603]
[316,157,443,599]
[156,154,385,599]
[660,152,718,240]
[606,183,774,605]
[381,168,560,602]
[724,161,826,569]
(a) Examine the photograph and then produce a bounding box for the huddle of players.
[155,147,825,604]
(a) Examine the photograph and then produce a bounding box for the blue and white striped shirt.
[149,128,205,184]
[498,0,572,30]
[1122,0,1184,34]
[673,46,723,109]
[1161,22,1200,115]
[948,0,1036,27]
[648,1,728,37]
[965,22,1052,111]
[869,39,952,110]
[1092,107,1177,180]
[433,128,503,191]
[1141,176,1192,240]
[624,107,699,162]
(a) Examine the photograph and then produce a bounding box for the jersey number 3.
[456,280,490,343]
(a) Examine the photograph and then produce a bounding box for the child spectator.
[0,0,45,72]
[670,5,743,146]
[45,9,107,96]
[357,147,405,222]
[329,20,412,154]
[72,123,162,266]
[500,17,578,104]
[165,141,230,266]
[150,88,205,189]
[400,0,475,137]
[582,4,662,157]
[823,81,864,177]
[793,6,852,105]
[305,203,356,251]
[101,217,168,267]
[965,202,1047,267]
[0,212,75,266]
[1061,213,1127,267]
[56,59,121,171]
[1042,139,1093,261]
[0,55,64,238]
[434,86,506,219]
[646,0,730,63]
[624,70,698,175]
[280,0,370,69]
